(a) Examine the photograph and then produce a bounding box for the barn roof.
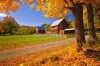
[50,19,64,27]
[50,19,68,27]
[36,26,45,30]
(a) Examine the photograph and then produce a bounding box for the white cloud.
[0,13,7,17]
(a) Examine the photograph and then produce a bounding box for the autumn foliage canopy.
[0,0,99,17]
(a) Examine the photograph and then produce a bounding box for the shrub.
[16,27,36,35]
[86,39,97,45]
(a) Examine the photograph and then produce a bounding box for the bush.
[16,27,36,35]
[84,31,89,35]
[86,39,97,45]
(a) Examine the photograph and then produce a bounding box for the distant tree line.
[41,24,50,31]
[16,26,36,35]
[0,16,36,35]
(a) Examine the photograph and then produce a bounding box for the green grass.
[0,34,67,51]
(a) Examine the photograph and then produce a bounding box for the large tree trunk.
[71,3,85,52]
[87,4,97,40]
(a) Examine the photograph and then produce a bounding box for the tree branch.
[64,0,68,4]
[63,6,73,10]
[64,0,75,6]
[70,0,75,5]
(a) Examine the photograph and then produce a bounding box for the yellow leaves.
[0,0,99,15]
[0,42,100,66]
[67,44,77,56]
[41,6,47,12]
[66,0,74,7]
[36,5,42,11]
[36,0,68,18]
[20,63,28,66]
[40,0,68,18]
[46,1,56,11]
[47,2,52,10]
[0,0,67,17]
[20,63,24,66]
[44,13,53,18]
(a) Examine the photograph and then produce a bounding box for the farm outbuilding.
[36,26,45,34]
[64,28,75,34]
[50,19,69,34]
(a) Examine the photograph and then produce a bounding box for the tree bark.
[63,0,85,52]
[87,4,97,40]
[71,3,85,52]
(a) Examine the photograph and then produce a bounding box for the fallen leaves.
[0,40,100,66]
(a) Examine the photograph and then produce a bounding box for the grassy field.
[0,34,67,51]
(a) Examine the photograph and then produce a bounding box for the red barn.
[36,26,45,34]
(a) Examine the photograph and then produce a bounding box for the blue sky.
[0,3,74,26]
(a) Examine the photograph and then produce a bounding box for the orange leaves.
[10,2,19,12]
[56,0,66,7]
[36,0,45,11]
[0,0,34,13]
[24,0,33,5]
[0,0,20,13]
[0,7,2,12]
[36,5,42,11]
[0,43,100,66]
[37,0,44,5]
[41,0,100,19]
[0,0,99,15]
[44,14,51,18]
[38,0,68,18]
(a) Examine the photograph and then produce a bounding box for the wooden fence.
[35,32,100,38]
[36,33,75,38]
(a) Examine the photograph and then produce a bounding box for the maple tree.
[1,16,19,35]
[85,0,100,41]
[86,4,97,40]
[83,4,99,41]
[0,0,20,14]
[0,22,6,34]
[34,0,100,52]
[0,0,100,52]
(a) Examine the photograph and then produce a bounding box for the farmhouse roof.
[36,26,45,30]
[50,19,67,27]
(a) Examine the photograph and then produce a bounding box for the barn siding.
[50,19,69,34]
[50,26,58,34]
[58,19,69,33]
